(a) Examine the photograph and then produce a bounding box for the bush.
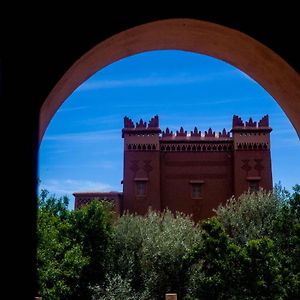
[215,188,283,244]
[106,209,202,300]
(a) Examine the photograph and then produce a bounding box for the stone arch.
[39,18,300,142]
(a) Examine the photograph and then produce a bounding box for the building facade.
[74,115,272,222]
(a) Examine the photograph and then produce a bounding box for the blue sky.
[38,50,300,209]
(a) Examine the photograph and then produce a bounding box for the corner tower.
[122,116,161,214]
[232,115,272,196]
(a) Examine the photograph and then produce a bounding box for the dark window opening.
[136,181,146,196]
[191,183,202,199]
[249,180,259,193]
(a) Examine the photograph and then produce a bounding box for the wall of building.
[160,150,233,220]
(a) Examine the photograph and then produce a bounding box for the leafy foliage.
[37,185,300,299]
[108,209,202,299]
[37,190,89,299]
[214,187,283,244]
[70,200,114,299]
[37,192,114,300]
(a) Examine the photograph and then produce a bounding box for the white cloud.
[75,70,238,91]
[39,179,114,196]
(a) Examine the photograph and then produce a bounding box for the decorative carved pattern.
[143,160,153,174]
[127,144,157,151]
[254,159,264,175]
[160,143,233,152]
[241,159,251,175]
[236,142,269,150]
[130,160,139,173]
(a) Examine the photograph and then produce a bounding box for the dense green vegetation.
[37,184,300,299]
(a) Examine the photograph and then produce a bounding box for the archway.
[39,18,300,141]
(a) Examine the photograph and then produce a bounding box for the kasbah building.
[74,114,272,222]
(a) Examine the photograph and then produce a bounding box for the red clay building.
[74,115,272,222]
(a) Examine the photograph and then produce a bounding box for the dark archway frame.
[39,19,300,141]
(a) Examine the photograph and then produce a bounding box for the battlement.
[232,115,271,131]
[122,115,161,137]
[123,115,271,144]
[161,126,231,140]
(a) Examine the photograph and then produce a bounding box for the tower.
[122,115,161,214]
[232,115,272,196]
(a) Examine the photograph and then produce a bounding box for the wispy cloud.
[76,70,239,92]
[44,129,120,142]
[58,106,90,113]
[39,179,113,196]
[111,95,271,109]
[79,114,121,126]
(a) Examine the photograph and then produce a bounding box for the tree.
[37,192,114,300]
[272,184,300,299]
[105,209,202,300]
[184,219,286,300]
[70,199,114,299]
[37,190,89,300]
[184,218,246,299]
[215,188,283,244]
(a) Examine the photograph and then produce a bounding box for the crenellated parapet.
[136,119,147,128]
[258,115,269,127]
[161,125,231,140]
[124,116,135,128]
[231,115,272,150]
[124,115,160,129]
[123,115,271,151]
[219,128,230,138]
[205,128,216,138]
[245,117,257,127]
[122,115,161,138]
[232,115,271,131]
[232,115,244,127]
[176,127,188,137]
[191,127,201,137]
[162,128,173,137]
[148,115,159,128]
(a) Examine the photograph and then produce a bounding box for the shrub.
[215,188,282,244]
[108,209,202,299]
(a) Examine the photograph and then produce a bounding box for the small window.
[249,180,259,193]
[136,181,146,196]
[191,183,202,199]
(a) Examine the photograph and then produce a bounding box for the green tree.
[215,188,283,244]
[184,218,246,299]
[106,209,202,300]
[185,219,287,300]
[272,184,300,299]
[37,190,89,300]
[70,199,114,299]
[242,238,285,299]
